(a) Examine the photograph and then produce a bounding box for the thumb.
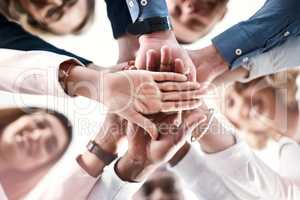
[121,109,158,140]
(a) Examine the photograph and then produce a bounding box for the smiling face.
[0,111,70,171]
[18,0,90,34]
[167,0,228,43]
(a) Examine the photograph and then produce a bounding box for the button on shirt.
[212,0,300,69]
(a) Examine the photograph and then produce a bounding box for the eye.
[226,96,235,108]
[45,6,63,22]
[252,98,264,114]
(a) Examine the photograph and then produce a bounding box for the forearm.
[0,49,82,97]
[197,113,236,154]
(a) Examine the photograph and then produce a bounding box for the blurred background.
[1,0,276,199]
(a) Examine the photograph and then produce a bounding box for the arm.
[169,143,239,200]
[196,110,300,200]
[212,36,300,86]
[191,0,300,85]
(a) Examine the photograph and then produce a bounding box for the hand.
[188,44,229,86]
[116,109,206,182]
[67,66,202,139]
[101,70,202,139]
[135,31,197,81]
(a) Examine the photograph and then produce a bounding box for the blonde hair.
[228,69,300,149]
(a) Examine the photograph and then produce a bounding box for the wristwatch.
[86,140,118,165]
[126,0,172,35]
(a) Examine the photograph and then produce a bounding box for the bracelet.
[58,60,80,96]
[191,108,215,142]
[86,140,118,165]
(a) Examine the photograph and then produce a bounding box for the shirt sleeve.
[278,137,300,185]
[24,158,99,200]
[170,145,239,200]
[203,138,300,200]
[0,49,83,97]
[237,36,300,83]
[88,159,142,200]
[0,14,92,65]
[212,0,300,69]
[104,0,132,39]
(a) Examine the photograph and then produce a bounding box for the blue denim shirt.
[212,0,300,70]
[125,0,169,22]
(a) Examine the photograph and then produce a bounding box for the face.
[0,111,69,171]
[19,0,88,34]
[137,171,184,200]
[224,82,277,135]
[167,0,228,43]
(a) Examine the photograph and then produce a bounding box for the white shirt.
[202,137,300,200]
[0,49,81,97]
[171,146,238,200]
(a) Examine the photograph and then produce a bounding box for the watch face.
[87,141,95,150]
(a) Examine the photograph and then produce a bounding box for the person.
[167,0,229,44]
[133,167,185,200]
[162,0,300,89]
[0,0,95,35]
[223,70,300,149]
[0,107,72,200]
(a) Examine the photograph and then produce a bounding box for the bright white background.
[1,0,281,199]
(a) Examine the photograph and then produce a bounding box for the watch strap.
[86,140,118,165]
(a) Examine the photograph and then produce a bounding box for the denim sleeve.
[0,15,92,65]
[125,0,169,22]
[212,0,300,69]
[104,0,132,38]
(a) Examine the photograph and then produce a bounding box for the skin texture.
[67,64,202,139]
[0,111,69,172]
[167,0,228,43]
[18,0,88,34]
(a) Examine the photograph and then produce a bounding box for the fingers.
[161,100,202,112]
[161,90,203,101]
[121,109,159,140]
[152,72,187,82]
[160,46,172,72]
[146,49,160,71]
[174,58,185,74]
[158,81,200,92]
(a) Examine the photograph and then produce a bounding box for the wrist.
[115,153,156,182]
[139,30,174,43]
[77,152,106,177]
